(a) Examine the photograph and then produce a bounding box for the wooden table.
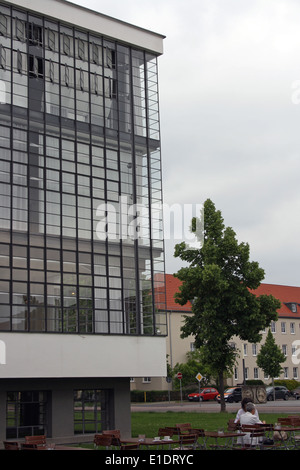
[19,443,91,450]
[204,431,245,450]
[53,445,91,450]
[120,437,179,450]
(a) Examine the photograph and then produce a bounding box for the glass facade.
[0,3,166,335]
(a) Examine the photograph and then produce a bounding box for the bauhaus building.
[0,0,166,442]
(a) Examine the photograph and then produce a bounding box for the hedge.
[131,390,184,402]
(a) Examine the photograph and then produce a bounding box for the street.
[132,399,300,414]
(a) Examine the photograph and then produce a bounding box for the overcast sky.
[71,0,300,287]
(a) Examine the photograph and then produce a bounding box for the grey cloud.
[74,0,300,285]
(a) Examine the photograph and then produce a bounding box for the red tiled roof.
[164,274,192,312]
[163,274,300,318]
[251,283,300,317]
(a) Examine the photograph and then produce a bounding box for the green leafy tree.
[174,199,281,411]
[172,350,213,390]
[256,329,286,399]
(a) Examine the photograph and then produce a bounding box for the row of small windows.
[243,341,299,357]
[0,47,115,74]
[0,47,116,97]
[235,367,300,381]
[270,320,298,334]
[0,13,114,66]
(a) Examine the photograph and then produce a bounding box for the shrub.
[131,390,182,403]
[245,380,264,385]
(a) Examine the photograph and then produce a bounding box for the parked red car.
[188,387,219,402]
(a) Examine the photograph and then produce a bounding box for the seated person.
[240,402,265,446]
[234,397,259,423]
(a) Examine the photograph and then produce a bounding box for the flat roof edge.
[2,0,165,54]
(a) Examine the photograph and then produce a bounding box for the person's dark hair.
[241,397,252,411]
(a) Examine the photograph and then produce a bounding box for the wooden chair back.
[189,428,205,437]
[179,433,198,449]
[3,441,19,450]
[21,443,38,450]
[25,435,46,446]
[103,429,121,437]
[94,434,112,448]
[176,423,191,434]
[158,427,174,437]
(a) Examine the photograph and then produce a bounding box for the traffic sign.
[177,372,182,380]
[196,372,203,382]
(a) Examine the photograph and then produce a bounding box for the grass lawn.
[130,411,288,437]
[79,411,291,449]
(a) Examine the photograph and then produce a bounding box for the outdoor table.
[204,431,245,450]
[53,445,91,450]
[19,443,91,450]
[120,437,179,450]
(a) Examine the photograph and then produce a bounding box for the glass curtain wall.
[0,3,166,335]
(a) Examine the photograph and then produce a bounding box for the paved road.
[132,400,300,414]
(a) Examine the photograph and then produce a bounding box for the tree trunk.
[272,377,275,401]
[219,371,226,412]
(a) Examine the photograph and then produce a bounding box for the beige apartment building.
[229,283,300,387]
[131,275,300,391]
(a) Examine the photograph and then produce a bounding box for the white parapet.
[3,0,165,54]
[0,332,167,378]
